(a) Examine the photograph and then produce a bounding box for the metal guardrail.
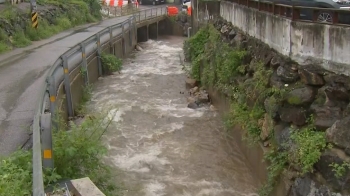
[32,6,167,196]
[101,4,140,17]
[228,0,350,25]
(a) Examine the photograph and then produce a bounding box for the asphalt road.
[0,6,164,156]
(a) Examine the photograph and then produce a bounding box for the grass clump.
[101,53,123,74]
[289,117,331,175]
[12,31,32,47]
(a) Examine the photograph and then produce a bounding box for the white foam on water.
[110,144,170,173]
[144,181,166,196]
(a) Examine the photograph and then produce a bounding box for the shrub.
[0,114,119,196]
[101,53,123,74]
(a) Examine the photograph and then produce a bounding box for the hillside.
[0,0,101,54]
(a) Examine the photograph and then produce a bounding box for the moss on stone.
[287,96,303,105]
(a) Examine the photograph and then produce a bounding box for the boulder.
[189,86,199,94]
[228,29,236,40]
[264,96,281,119]
[185,78,197,89]
[230,32,246,48]
[274,124,293,150]
[286,87,316,106]
[326,116,350,153]
[314,151,350,191]
[298,65,325,86]
[277,65,299,83]
[135,45,143,51]
[324,73,350,91]
[187,102,198,109]
[312,106,343,130]
[220,25,230,35]
[324,86,350,103]
[279,107,308,126]
[270,56,281,69]
[288,176,336,196]
[270,71,284,89]
[196,91,210,104]
[259,113,275,141]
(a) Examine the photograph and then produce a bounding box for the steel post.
[48,76,57,129]
[61,55,74,117]
[129,19,132,46]
[81,43,89,85]
[41,113,54,169]
[96,33,103,76]
[109,27,114,55]
[122,23,126,56]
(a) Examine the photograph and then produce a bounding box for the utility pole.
[30,0,38,28]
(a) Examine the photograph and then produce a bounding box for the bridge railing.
[229,0,350,25]
[32,6,167,196]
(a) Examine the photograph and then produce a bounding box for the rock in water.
[187,102,198,109]
[136,45,143,51]
[185,78,197,89]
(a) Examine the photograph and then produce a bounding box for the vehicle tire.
[317,11,333,23]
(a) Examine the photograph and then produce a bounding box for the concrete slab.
[70,177,105,196]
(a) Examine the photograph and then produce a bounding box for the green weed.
[0,114,119,196]
[12,31,31,47]
[101,53,123,74]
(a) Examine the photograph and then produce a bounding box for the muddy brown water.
[88,36,260,196]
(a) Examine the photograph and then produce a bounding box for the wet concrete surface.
[88,36,260,196]
[0,7,162,156]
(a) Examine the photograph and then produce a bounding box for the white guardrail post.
[32,8,167,195]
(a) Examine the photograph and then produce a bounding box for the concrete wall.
[220,1,350,76]
[56,27,137,121]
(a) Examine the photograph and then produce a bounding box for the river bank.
[185,19,350,195]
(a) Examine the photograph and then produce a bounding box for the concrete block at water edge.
[70,177,105,196]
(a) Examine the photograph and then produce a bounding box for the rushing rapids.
[88,36,259,196]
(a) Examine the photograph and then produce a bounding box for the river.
[88,36,259,196]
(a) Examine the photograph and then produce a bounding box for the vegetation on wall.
[183,24,334,195]
[0,0,102,54]
[101,53,123,74]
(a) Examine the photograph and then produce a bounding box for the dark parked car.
[263,0,350,24]
[138,0,165,5]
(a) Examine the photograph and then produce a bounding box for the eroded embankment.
[185,19,350,196]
